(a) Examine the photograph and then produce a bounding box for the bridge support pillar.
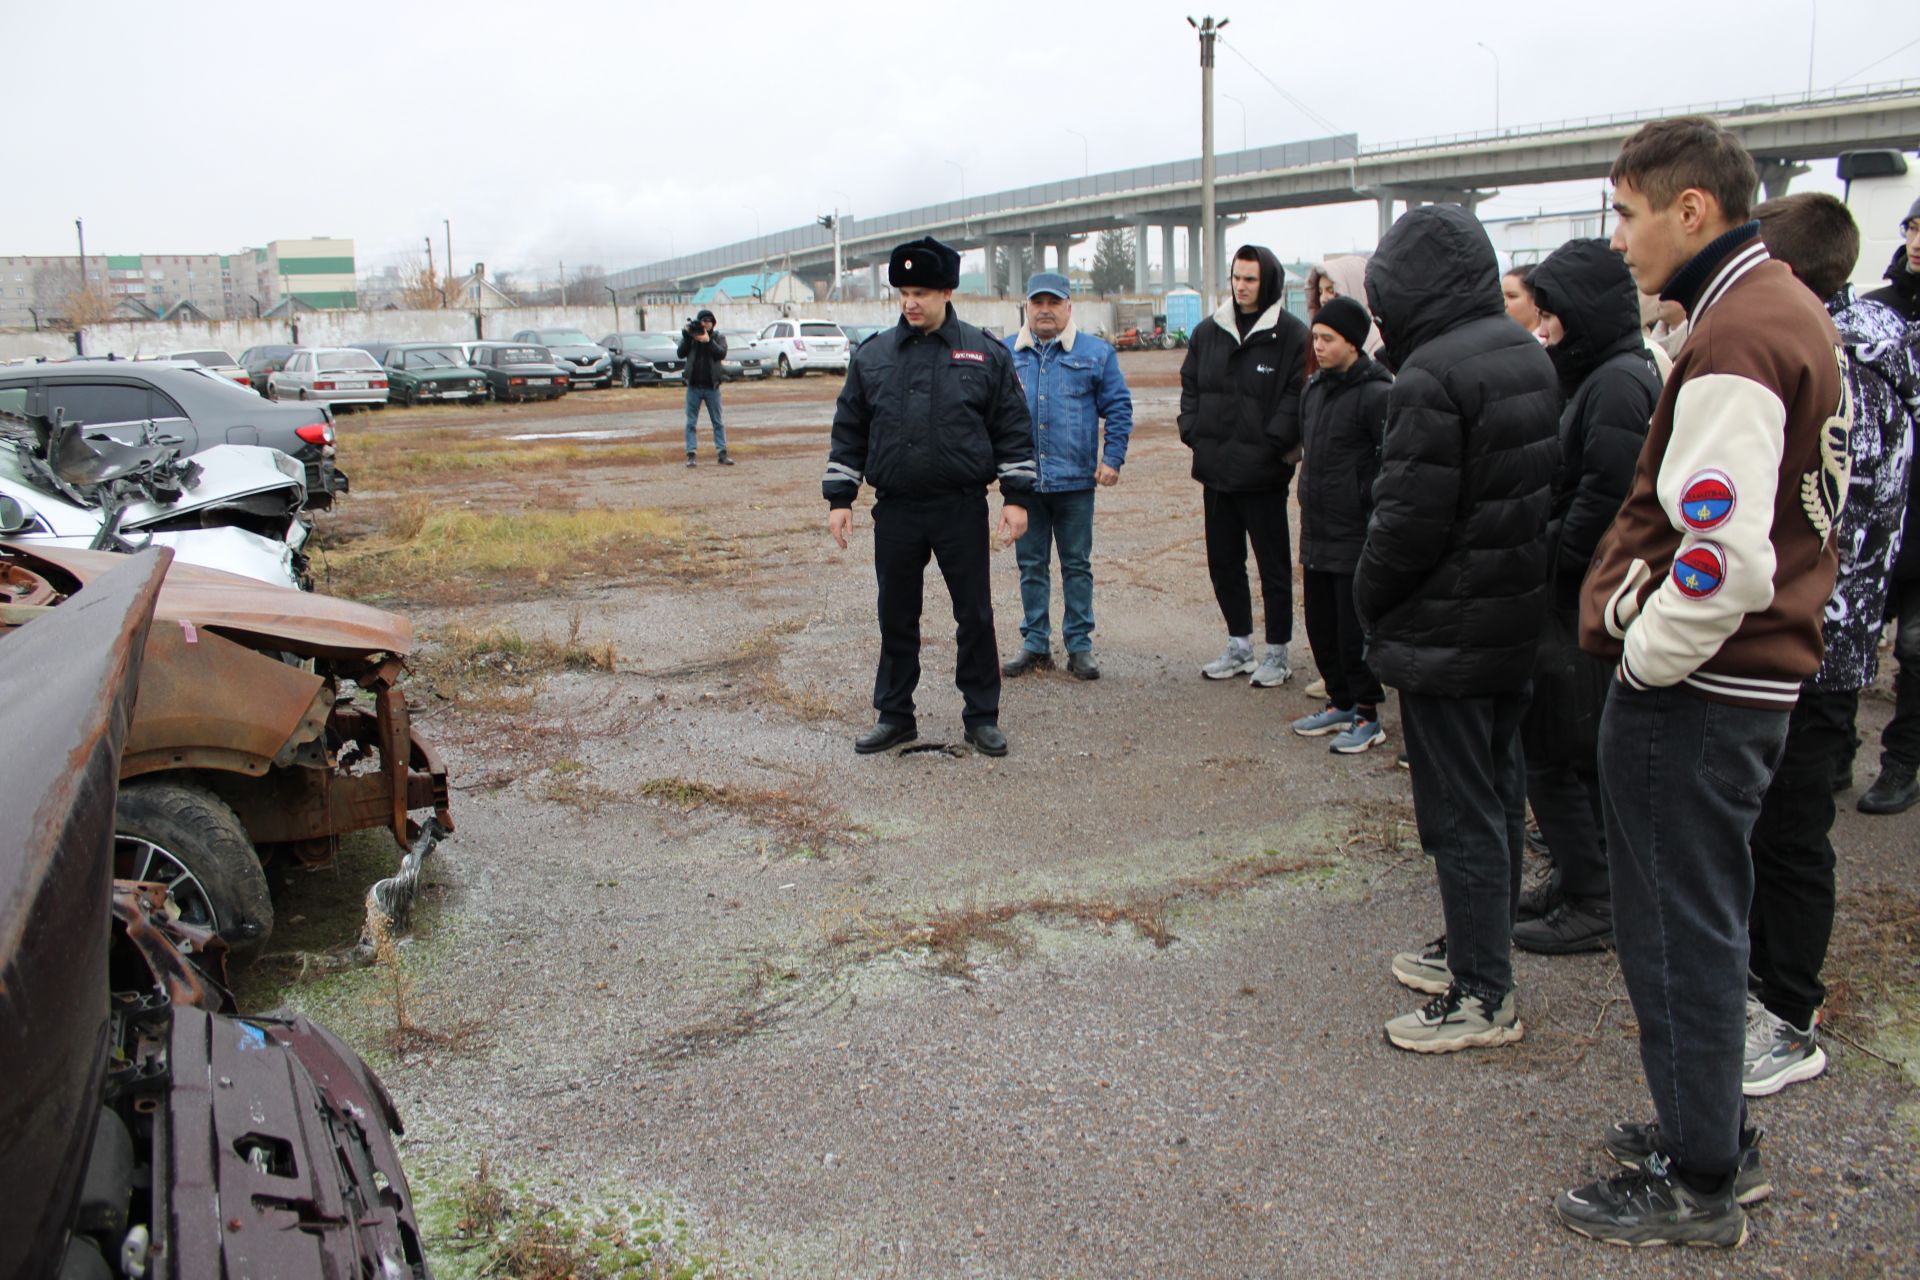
[1053,239,1071,274]
[1161,224,1176,288]
[1377,195,1398,240]
[1757,159,1811,201]
[1187,224,1202,288]
[983,236,1002,295]
[869,262,882,297]
[1135,220,1152,293]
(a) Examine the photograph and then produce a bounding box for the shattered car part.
[1,542,454,951]
[0,407,311,591]
[0,547,430,1277]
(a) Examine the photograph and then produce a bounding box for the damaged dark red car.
[0,548,429,1279]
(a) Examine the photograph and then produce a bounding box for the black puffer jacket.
[1354,204,1562,696]
[1863,243,1920,322]
[1298,353,1392,573]
[823,307,1035,508]
[1528,238,1661,608]
[1176,245,1309,492]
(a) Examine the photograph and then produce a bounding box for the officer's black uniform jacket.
[824,307,1036,508]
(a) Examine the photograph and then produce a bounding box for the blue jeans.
[1600,682,1787,1176]
[684,386,726,455]
[1399,687,1530,1006]
[1013,488,1096,654]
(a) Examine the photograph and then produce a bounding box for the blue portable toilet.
[1164,288,1202,335]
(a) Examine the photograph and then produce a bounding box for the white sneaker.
[1248,645,1292,687]
[1303,677,1327,699]
[1201,641,1257,679]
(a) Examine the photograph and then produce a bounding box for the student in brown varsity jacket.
[1552,118,1849,1251]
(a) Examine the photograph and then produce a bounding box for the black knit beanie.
[1313,295,1372,352]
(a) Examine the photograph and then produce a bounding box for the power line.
[1824,32,1920,88]
[1218,37,1346,139]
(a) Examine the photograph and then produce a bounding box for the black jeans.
[1400,687,1531,1006]
[1202,486,1293,645]
[1881,578,1920,772]
[1600,683,1786,1176]
[1521,607,1614,903]
[871,491,1000,730]
[1302,569,1383,710]
[1749,686,1855,1030]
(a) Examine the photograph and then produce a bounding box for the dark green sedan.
[378,343,489,406]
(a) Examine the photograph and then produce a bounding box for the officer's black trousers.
[871,490,1000,730]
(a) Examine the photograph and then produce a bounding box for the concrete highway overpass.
[607,80,1920,300]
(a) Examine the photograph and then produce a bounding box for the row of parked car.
[207,316,870,409]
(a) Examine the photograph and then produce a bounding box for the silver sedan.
[267,347,390,408]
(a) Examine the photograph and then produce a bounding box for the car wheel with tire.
[115,778,274,953]
[778,354,794,379]
[621,365,635,388]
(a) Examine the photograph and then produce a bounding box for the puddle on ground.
[505,428,641,442]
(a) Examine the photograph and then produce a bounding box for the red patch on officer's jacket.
[951,350,985,363]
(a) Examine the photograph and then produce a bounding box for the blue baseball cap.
[1025,271,1072,300]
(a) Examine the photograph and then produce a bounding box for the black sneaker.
[1858,766,1919,815]
[1516,879,1561,922]
[1556,1154,1747,1248]
[1603,1121,1771,1205]
[685,453,697,468]
[1512,898,1614,955]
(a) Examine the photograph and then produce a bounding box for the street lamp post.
[604,285,618,333]
[74,217,88,355]
[1476,41,1501,133]
[443,219,453,307]
[1189,15,1227,313]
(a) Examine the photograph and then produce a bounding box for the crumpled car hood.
[5,541,411,659]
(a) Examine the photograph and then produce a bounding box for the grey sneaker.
[1605,1120,1772,1205]
[1292,704,1356,737]
[1248,645,1292,687]
[1201,641,1257,680]
[1391,936,1451,994]
[1556,1154,1746,1248]
[1330,713,1385,754]
[1743,1005,1827,1096]
[1385,986,1523,1053]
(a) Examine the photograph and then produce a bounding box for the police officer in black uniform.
[825,236,1035,756]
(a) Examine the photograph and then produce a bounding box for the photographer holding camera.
[678,308,732,466]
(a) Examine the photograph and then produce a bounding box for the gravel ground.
[275,355,1919,1278]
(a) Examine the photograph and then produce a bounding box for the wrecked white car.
[0,408,311,591]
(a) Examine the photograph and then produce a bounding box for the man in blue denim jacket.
[1000,271,1133,680]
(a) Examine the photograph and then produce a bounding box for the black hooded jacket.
[1863,243,1920,323]
[1298,352,1392,573]
[1353,204,1561,696]
[1176,245,1309,492]
[1527,238,1661,609]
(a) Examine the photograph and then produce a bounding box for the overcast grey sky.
[7,0,1915,284]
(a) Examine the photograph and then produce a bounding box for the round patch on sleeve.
[1672,542,1727,600]
[1679,469,1736,531]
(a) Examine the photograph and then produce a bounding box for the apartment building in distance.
[0,237,356,327]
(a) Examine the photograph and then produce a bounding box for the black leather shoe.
[716,451,735,466]
[1859,767,1920,815]
[1002,649,1052,677]
[853,722,916,754]
[1513,899,1614,955]
[1066,651,1100,680]
[964,723,1009,756]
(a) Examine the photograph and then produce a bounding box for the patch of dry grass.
[317,505,687,601]
[828,849,1333,978]
[639,774,859,856]
[338,425,672,483]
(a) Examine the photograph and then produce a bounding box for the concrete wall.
[0,298,1117,361]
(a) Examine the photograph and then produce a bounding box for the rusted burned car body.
[0,548,428,1278]
[0,541,452,948]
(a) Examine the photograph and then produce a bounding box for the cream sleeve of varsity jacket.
[1578,238,1850,710]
